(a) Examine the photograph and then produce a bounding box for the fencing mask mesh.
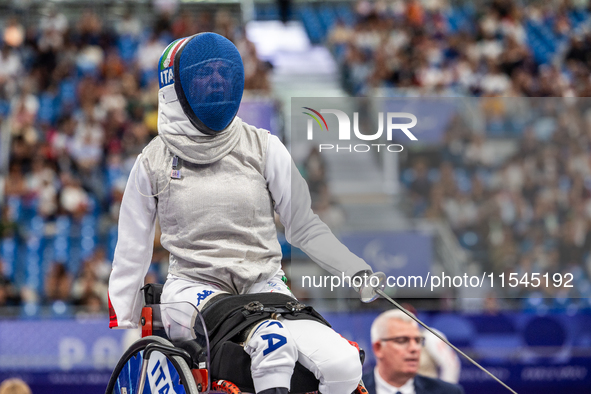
[173,33,245,135]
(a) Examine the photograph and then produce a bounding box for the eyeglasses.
[380,336,425,347]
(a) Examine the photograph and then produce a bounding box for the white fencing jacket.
[108,84,371,329]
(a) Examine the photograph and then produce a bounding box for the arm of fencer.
[108,155,157,329]
[264,135,372,278]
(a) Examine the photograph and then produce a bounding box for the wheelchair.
[106,285,368,394]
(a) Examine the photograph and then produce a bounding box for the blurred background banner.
[0,317,127,393]
[237,98,281,137]
[340,231,433,280]
[0,318,125,371]
[381,99,457,144]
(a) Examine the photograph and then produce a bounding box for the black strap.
[199,293,331,361]
[141,283,164,305]
[209,309,271,361]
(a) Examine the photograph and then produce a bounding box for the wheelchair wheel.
[105,336,200,394]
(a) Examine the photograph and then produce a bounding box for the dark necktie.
[396,392,402,394]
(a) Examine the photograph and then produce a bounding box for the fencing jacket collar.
[157,84,241,165]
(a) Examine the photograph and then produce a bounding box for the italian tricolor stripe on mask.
[158,37,190,88]
[160,37,190,70]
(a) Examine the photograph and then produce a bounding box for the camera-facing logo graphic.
[303,107,418,153]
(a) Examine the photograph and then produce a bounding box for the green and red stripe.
[302,107,329,131]
[159,37,189,71]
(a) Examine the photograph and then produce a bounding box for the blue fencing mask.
[159,33,245,135]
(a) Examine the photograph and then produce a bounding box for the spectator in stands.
[3,163,26,200]
[71,261,107,308]
[3,17,24,48]
[0,5,274,316]
[77,292,104,316]
[0,6,278,312]
[10,83,39,143]
[215,10,237,39]
[44,262,72,303]
[0,275,21,307]
[0,44,22,100]
[85,248,112,284]
[0,378,31,394]
[406,0,425,27]
[115,8,142,39]
[59,174,89,219]
[238,37,272,93]
[0,205,19,239]
[171,10,198,39]
[25,157,56,200]
[136,33,166,77]
[480,60,511,95]
[39,5,68,38]
[70,122,103,171]
[409,159,432,216]
[325,0,591,98]
[327,19,353,49]
[304,147,327,203]
[424,184,445,220]
[363,309,464,394]
[409,97,591,302]
[312,183,346,230]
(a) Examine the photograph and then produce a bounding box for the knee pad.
[317,342,362,383]
[244,319,298,362]
[315,342,362,394]
[244,319,298,393]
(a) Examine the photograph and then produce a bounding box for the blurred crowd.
[323,0,591,307]
[405,99,591,307]
[329,0,591,97]
[2,0,591,315]
[0,5,271,313]
[301,147,347,230]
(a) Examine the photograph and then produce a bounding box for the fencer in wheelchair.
[107,32,386,394]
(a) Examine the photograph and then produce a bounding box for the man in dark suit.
[362,310,464,394]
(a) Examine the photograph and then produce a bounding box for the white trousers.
[160,275,362,394]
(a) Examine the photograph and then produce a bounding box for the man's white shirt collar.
[374,368,415,394]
